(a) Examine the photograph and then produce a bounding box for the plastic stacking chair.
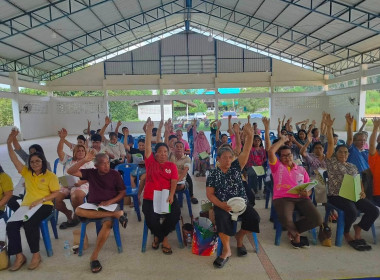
[78,218,122,256]
[115,163,142,222]
[217,220,259,255]
[40,211,59,257]
[141,219,184,252]
[271,204,317,246]
[0,211,8,222]
[176,185,193,218]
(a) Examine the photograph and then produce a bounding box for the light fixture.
[51,30,57,39]
[208,30,213,42]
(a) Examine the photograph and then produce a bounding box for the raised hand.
[345,113,353,125]
[217,120,221,129]
[312,120,316,126]
[307,131,312,143]
[280,134,288,143]
[361,117,367,125]
[87,120,91,127]
[233,123,240,135]
[146,117,154,132]
[158,119,164,130]
[228,114,232,121]
[85,149,96,162]
[7,129,18,144]
[372,117,380,128]
[105,116,111,126]
[243,122,253,137]
[117,120,122,127]
[324,113,335,127]
[262,117,270,128]
[58,128,68,139]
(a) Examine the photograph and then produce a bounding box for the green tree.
[0,98,14,126]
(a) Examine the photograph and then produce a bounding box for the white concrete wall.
[138,104,172,121]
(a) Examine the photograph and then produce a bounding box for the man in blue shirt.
[345,113,369,173]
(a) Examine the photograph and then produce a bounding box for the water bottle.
[186,233,192,249]
[64,240,71,257]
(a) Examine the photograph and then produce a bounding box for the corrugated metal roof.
[1,0,380,81]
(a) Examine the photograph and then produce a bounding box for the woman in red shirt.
[142,118,180,255]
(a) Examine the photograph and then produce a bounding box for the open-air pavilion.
[0,1,380,279]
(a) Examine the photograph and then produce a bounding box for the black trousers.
[328,196,379,233]
[186,173,194,197]
[247,167,265,194]
[214,204,260,236]
[6,205,53,255]
[142,198,181,242]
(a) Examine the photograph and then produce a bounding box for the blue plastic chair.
[78,218,122,256]
[115,163,142,222]
[271,204,317,246]
[141,219,183,252]
[0,211,8,222]
[40,211,59,257]
[176,186,193,218]
[217,220,259,255]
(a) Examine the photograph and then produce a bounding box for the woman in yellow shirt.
[6,130,60,271]
[0,164,13,216]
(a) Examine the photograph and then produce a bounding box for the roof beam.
[190,23,326,74]
[0,0,186,79]
[277,0,380,35]
[0,56,47,78]
[191,0,361,66]
[36,24,185,81]
[0,0,111,41]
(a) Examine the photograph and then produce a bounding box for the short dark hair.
[335,144,349,153]
[333,134,338,138]
[174,141,184,147]
[28,152,48,174]
[91,134,102,142]
[154,142,169,153]
[168,135,177,141]
[311,141,323,152]
[277,145,291,157]
[152,128,158,136]
[109,132,117,138]
[221,134,228,138]
[77,135,86,142]
[138,138,145,144]
[311,128,319,135]
[297,129,307,137]
[253,122,257,126]
[29,144,45,155]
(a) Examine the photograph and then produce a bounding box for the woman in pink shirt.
[268,134,322,248]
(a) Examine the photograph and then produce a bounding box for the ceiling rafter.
[0,0,186,78]
[37,23,185,81]
[191,0,361,65]
[0,0,112,41]
[277,0,380,34]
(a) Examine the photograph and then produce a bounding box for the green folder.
[252,166,265,176]
[339,174,361,202]
[198,151,210,160]
[287,180,318,194]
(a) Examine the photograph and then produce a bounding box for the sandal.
[348,240,366,251]
[59,222,69,230]
[119,213,128,229]
[90,260,102,273]
[237,245,247,257]
[162,245,173,255]
[356,239,372,251]
[213,256,229,268]
[152,237,160,250]
[191,197,199,204]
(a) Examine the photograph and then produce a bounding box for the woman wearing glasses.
[268,132,322,249]
[6,130,60,271]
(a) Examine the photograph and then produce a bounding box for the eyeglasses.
[30,160,42,164]
[280,153,292,158]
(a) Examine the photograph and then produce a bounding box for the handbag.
[0,241,9,270]
[192,217,218,256]
[201,200,213,212]
[318,223,332,247]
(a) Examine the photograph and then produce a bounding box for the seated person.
[56,128,95,229]
[268,129,322,248]
[0,164,13,217]
[141,118,181,255]
[192,119,211,177]
[325,114,379,250]
[63,134,87,151]
[215,120,229,150]
[7,129,52,212]
[206,123,260,268]
[89,134,105,154]
[67,152,127,273]
[369,118,380,206]
[115,121,134,148]
[169,141,192,193]
[6,130,60,271]
[123,129,146,189]
[99,117,126,168]
[175,129,191,155]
